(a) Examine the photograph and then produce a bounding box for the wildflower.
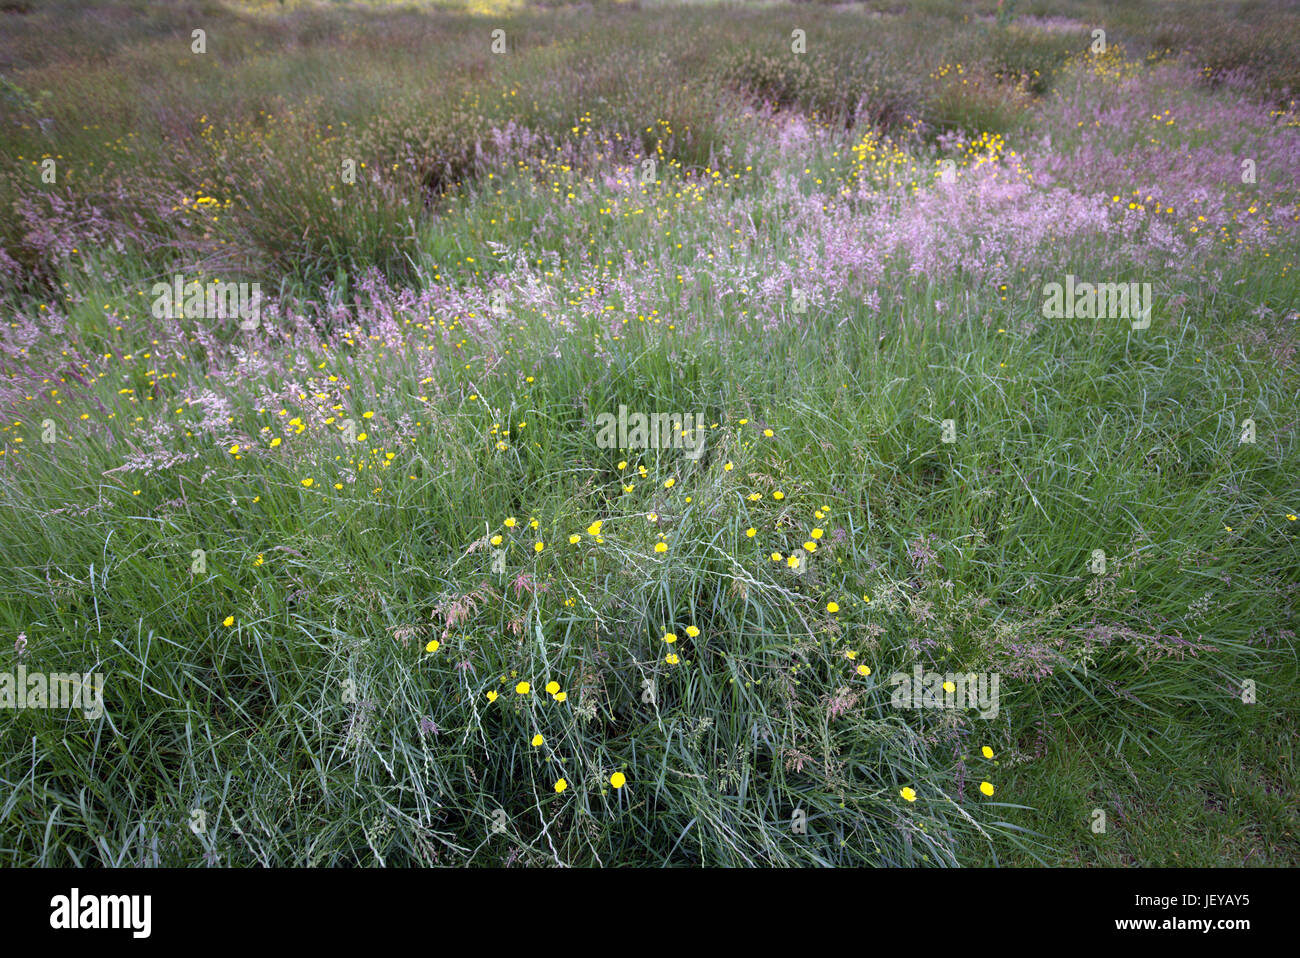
[685,626,699,638]
[531,734,544,747]
[546,681,560,695]
[654,542,668,553]
[943,680,956,693]
[773,491,784,500]
[491,535,503,546]
[534,541,544,553]
[665,653,679,665]
[664,478,675,489]
[568,534,581,544]
[587,520,602,536]
[222,615,234,627]
[486,690,498,702]
[827,601,839,613]
[554,779,568,793]
[856,664,871,676]
[426,640,440,653]
[771,552,782,562]
[811,528,824,539]
[980,782,995,797]
[504,517,517,528]
[554,691,567,702]
[610,772,626,789]
[746,527,756,538]
[802,541,817,552]
[515,681,530,695]
[982,746,994,759]
[228,444,240,454]
[901,787,917,802]
[301,478,314,487]
[663,632,677,644]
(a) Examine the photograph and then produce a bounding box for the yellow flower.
[746,527,756,538]
[531,734,544,747]
[534,541,545,552]
[685,626,699,638]
[617,461,627,470]
[504,517,517,528]
[980,782,995,797]
[802,541,817,552]
[554,691,567,702]
[222,615,234,627]
[228,444,240,454]
[610,771,626,789]
[763,428,774,437]
[663,477,675,489]
[486,690,498,702]
[301,478,313,487]
[554,779,568,793]
[982,746,994,759]
[943,681,956,693]
[856,664,871,676]
[515,681,530,695]
[827,601,839,613]
[724,462,734,471]
[773,491,784,500]
[545,681,560,695]
[270,438,282,448]
[771,552,782,562]
[362,411,374,419]
[654,542,668,553]
[490,534,503,546]
[665,653,679,665]
[425,640,439,653]
[663,632,677,644]
[568,534,580,544]
[901,787,917,802]
[587,520,602,536]
[811,528,823,539]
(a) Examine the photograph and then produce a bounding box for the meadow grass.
[0,0,1296,866]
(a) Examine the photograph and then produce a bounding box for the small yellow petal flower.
[982,746,994,759]
[534,541,544,552]
[554,779,567,793]
[610,771,626,789]
[827,601,839,613]
[685,626,699,638]
[901,787,917,802]
[856,664,871,676]
[665,653,679,665]
[663,632,677,644]
[545,681,560,695]
[222,615,234,627]
[553,691,567,702]
[301,478,313,487]
[943,681,956,693]
[486,690,498,702]
[425,640,439,653]
[531,734,544,747]
[515,682,530,695]
[980,782,995,797]
[654,542,668,553]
